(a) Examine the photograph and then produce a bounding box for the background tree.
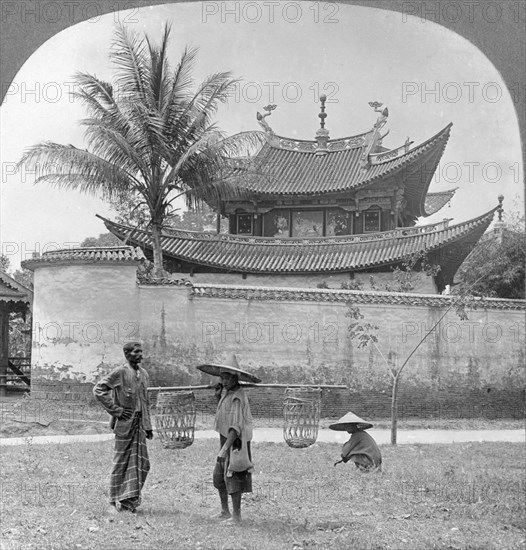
[80,233,122,247]
[346,239,518,444]
[345,249,469,445]
[0,264,33,358]
[19,24,263,277]
[10,269,33,290]
[0,255,11,272]
[81,201,228,247]
[455,208,525,299]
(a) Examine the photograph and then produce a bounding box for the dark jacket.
[93,363,152,436]
[341,430,382,468]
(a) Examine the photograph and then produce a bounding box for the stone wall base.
[31,380,525,421]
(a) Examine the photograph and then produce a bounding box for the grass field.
[1,436,524,550]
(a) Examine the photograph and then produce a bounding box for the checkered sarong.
[109,412,150,510]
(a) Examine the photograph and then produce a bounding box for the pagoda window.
[363,208,381,233]
[292,211,324,238]
[237,214,253,235]
[263,209,291,237]
[326,208,352,236]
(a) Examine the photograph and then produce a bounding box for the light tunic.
[214,388,253,441]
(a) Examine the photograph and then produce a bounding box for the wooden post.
[216,200,221,234]
[0,305,9,397]
[148,383,348,392]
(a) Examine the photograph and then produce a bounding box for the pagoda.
[100,98,500,293]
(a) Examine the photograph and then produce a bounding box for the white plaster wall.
[31,264,139,382]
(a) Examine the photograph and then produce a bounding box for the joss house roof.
[98,206,498,284]
[97,99,499,291]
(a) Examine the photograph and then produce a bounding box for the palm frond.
[161,47,198,134]
[111,23,150,103]
[81,120,150,178]
[145,23,173,112]
[72,73,116,111]
[18,142,138,198]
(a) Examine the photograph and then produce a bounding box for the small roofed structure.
[0,271,33,395]
[99,99,499,293]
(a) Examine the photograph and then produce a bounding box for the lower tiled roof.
[22,246,145,270]
[100,207,497,275]
[0,271,32,304]
[190,284,526,310]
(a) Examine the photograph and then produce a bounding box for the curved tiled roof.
[100,207,497,275]
[0,271,32,304]
[22,246,145,270]
[191,284,526,310]
[231,124,452,197]
[424,189,457,216]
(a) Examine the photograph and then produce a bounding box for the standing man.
[93,342,153,513]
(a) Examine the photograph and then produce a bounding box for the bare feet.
[212,511,231,520]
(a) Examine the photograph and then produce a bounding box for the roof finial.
[315,94,330,155]
[318,94,327,129]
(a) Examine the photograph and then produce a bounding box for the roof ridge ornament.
[361,101,389,167]
[315,94,329,156]
[256,104,277,134]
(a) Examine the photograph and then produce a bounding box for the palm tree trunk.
[151,222,164,278]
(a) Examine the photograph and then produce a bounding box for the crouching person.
[93,342,153,513]
[329,412,382,472]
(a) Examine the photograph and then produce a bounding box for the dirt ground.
[1,395,524,439]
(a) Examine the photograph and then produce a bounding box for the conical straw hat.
[328,411,373,431]
[196,353,261,384]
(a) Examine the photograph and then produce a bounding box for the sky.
[1,1,523,270]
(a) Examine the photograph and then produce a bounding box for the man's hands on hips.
[118,408,134,421]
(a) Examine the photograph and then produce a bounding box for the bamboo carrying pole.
[148,383,348,392]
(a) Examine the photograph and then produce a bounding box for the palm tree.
[18,24,264,277]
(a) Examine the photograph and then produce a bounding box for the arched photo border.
[1,0,524,175]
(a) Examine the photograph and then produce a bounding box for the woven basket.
[155,391,196,450]
[283,387,322,448]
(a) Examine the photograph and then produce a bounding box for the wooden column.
[0,305,9,397]
[216,200,221,234]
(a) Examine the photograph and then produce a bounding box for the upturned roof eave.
[0,271,33,303]
[423,188,458,217]
[223,123,453,198]
[100,205,497,275]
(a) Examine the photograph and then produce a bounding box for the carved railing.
[268,132,369,152]
[6,357,31,386]
[369,143,410,164]
[158,219,454,245]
